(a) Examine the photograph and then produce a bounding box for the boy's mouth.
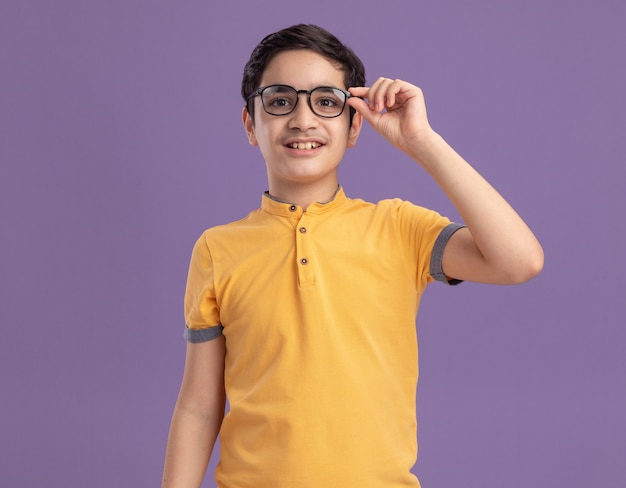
[287,142,323,150]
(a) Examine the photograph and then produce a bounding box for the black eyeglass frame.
[246,84,353,118]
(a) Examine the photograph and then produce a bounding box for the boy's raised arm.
[162,336,226,487]
[348,79,544,284]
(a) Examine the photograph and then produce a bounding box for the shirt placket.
[295,211,315,287]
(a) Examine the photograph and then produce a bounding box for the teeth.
[289,142,321,150]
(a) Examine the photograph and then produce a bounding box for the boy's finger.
[348,86,369,97]
[346,97,382,128]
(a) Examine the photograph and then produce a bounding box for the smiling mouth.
[287,142,323,150]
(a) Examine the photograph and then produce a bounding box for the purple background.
[1,1,624,486]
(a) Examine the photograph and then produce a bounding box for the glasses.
[246,84,352,118]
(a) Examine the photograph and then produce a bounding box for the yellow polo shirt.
[184,187,462,488]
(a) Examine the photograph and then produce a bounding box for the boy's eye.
[316,97,339,108]
[266,96,293,108]
[312,90,344,113]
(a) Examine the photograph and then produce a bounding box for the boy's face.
[243,49,362,194]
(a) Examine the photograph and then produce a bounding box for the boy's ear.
[347,111,363,148]
[242,107,258,146]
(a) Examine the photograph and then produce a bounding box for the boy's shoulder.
[198,208,262,239]
[341,194,442,222]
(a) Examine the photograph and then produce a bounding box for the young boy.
[162,24,543,488]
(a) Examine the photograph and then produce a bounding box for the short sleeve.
[391,200,464,290]
[183,232,223,342]
[429,223,466,285]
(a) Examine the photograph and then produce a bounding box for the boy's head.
[241,24,366,121]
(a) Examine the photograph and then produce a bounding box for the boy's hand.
[348,78,435,161]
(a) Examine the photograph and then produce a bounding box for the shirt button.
[300,258,308,265]
[299,227,307,233]
[289,205,297,212]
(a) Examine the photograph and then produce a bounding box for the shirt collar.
[261,186,347,217]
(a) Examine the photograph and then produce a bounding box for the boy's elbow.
[508,247,544,284]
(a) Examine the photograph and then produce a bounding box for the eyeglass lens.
[260,85,348,117]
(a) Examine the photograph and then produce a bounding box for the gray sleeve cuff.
[430,223,466,285]
[184,324,224,343]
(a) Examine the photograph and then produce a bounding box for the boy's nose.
[288,95,319,131]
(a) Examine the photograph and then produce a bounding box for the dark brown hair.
[242,24,366,120]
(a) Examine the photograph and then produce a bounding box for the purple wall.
[1,1,624,486]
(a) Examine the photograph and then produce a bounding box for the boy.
[162,24,543,488]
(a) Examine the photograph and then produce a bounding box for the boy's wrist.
[405,129,447,169]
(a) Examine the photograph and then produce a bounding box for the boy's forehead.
[259,49,346,89]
